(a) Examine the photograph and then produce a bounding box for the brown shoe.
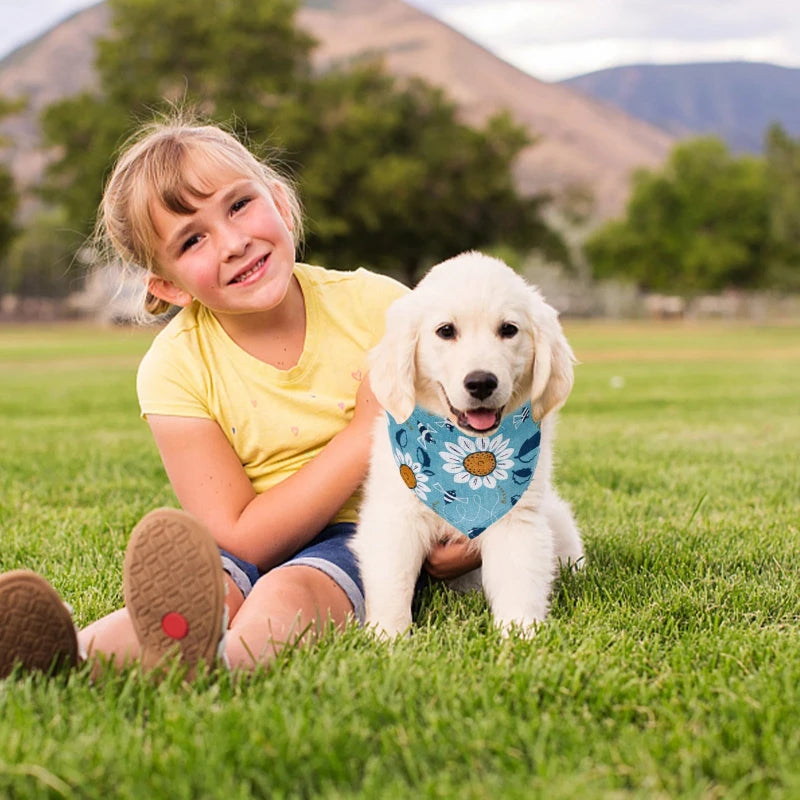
[0,570,80,678]
[123,508,227,674]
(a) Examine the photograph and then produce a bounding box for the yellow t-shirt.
[136,263,408,524]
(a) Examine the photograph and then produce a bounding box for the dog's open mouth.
[448,403,503,434]
[438,383,504,434]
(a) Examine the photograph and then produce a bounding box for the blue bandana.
[386,401,541,539]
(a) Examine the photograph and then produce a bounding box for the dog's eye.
[436,323,457,340]
[499,322,519,339]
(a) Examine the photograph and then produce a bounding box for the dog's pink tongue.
[466,409,497,431]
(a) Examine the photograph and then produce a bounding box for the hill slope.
[0,0,674,219]
[562,61,800,154]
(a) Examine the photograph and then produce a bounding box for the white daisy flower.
[393,448,431,500]
[440,434,515,490]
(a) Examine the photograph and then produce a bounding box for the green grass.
[1,320,799,799]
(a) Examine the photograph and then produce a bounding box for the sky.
[1,0,799,82]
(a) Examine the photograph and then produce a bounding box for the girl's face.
[148,170,297,321]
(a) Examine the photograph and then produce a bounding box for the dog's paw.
[558,554,586,573]
[364,615,412,641]
[497,618,542,640]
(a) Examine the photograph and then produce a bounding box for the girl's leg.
[79,571,244,671]
[3,562,347,675]
[4,512,351,676]
[83,566,350,671]
[224,565,354,669]
[79,608,139,668]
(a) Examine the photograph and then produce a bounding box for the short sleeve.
[136,329,212,421]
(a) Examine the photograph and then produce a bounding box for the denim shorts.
[219,522,365,623]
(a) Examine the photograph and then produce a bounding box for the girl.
[0,118,481,677]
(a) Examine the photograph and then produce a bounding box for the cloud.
[408,0,800,80]
[507,35,793,81]
[0,0,99,58]
[415,0,790,41]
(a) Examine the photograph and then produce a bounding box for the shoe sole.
[123,508,226,673]
[0,570,79,678]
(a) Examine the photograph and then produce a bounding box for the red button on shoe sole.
[161,611,189,640]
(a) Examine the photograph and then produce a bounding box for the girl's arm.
[146,377,380,571]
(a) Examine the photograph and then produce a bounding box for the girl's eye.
[436,323,457,340]
[499,322,519,339]
[181,234,201,253]
[231,197,251,214]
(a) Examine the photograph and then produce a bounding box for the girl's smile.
[228,254,268,286]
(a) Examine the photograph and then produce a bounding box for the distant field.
[1,320,799,799]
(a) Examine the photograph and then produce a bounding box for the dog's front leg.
[480,513,555,636]
[353,508,430,639]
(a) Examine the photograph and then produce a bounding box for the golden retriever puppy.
[351,251,583,637]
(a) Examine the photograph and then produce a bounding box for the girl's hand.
[423,538,482,580]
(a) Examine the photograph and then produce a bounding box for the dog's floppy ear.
[368,292,419,423]
[529,289,576,421]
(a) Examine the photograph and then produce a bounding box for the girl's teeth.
[233,258,264,284]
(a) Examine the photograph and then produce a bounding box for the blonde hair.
[96,116,303,317]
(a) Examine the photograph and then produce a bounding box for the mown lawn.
[1,320,799,799]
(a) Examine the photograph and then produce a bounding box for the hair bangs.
[150,140,237,216]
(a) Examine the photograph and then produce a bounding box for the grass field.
[1,320,799,799]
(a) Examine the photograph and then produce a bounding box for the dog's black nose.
[464,371,498,400]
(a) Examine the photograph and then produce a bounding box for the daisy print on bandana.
[393,449,432,501]
[440,434,515,490]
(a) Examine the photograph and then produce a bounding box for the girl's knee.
[253,565,351,617]
[253,565,317,605]
[224,566,353,669]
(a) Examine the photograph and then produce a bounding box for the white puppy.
[351,251,584,637]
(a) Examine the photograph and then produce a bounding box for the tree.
[4,209,81,298]
[585,137,770,292]
[94,0,313,110]
[0,168,17,291]
[39,0,563,283]
[268,64,566,283]
[764,124,800,290]
[39,93,131,238]
[0,96,22,291]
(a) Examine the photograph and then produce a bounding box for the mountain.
[562,61,800,154]
[0,2,108,208]
[0,0,674,220]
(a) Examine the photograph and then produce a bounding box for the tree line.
[586,127,800,292]
[0,0,798,300]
